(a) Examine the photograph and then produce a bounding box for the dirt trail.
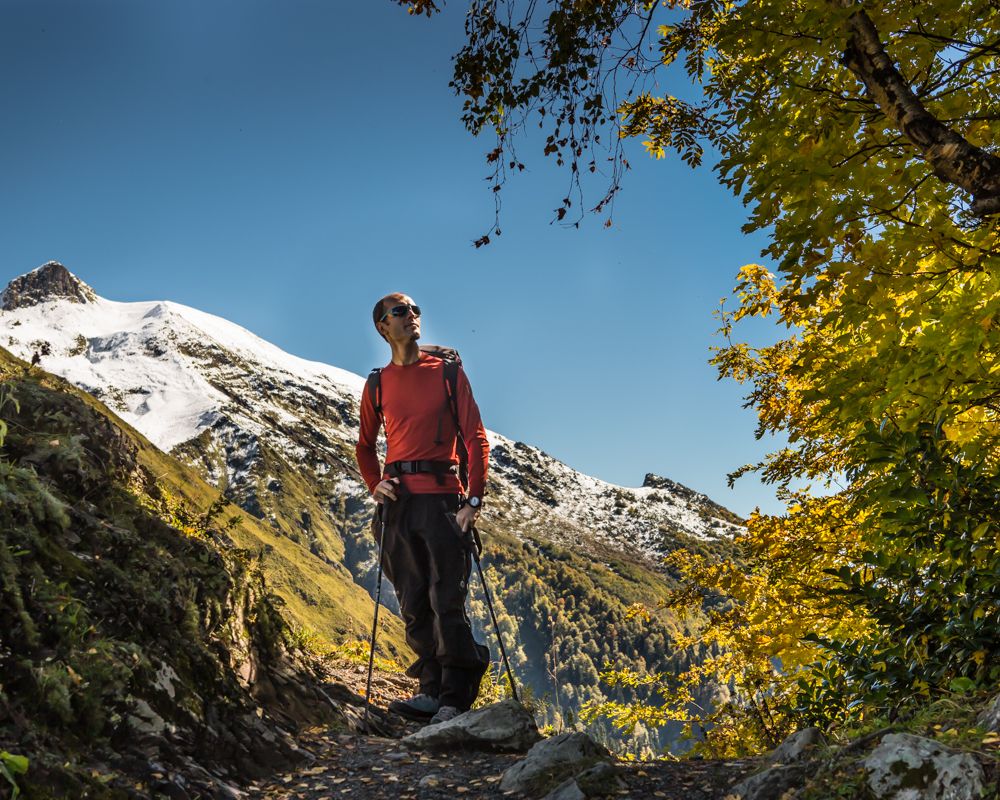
[250,663,757,800]
[250,727,756,799]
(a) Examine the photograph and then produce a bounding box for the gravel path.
[249,725,757,800]
[248,663,759,799]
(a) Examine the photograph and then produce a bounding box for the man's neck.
[390,339,421,366]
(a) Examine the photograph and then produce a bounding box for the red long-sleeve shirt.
[356,353,489,498]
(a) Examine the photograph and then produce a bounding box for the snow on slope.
[1,282,362,450]
[0,263,742,563]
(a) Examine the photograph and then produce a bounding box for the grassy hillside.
[0,347,407,661]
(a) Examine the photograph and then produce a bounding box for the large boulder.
[401,699,541,752]
[500,732,614,797]
[864,733,984,799]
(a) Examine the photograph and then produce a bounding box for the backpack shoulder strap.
[442,360,461,432]
[366,368,383,424]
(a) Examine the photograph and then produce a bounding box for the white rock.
[865,733,984,800]
[402,699,540,752]
[500,732,612,796]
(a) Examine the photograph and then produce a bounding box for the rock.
[500,732,613,797]
[769,727,825,764]
[128,699,170,735]
[402,699,541,753]
[728,728,829,798]
[1,262,97,310]
[727,763,809,800]
[977,694,1000,732]
[575,762,625,796]
[642,473,685,493]
[214,782,245,799]
[543,779,586,800]
[418,773,442,788]
[865,733,984,799]
[541,762,624,800]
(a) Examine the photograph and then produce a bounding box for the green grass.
[0,347,408,659]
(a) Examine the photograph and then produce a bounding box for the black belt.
[386,460,458,477]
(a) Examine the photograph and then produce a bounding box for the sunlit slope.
[0,345,407,658]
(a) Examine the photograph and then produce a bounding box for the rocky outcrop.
[402,700,541,752]
[864,733,985,800]
[1,261,96,309]
[500,732,615,797]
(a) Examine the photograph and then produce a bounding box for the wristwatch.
[466,496,483,509]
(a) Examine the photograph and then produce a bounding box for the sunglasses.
[380,303,421,322]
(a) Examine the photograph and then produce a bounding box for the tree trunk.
[839,4,1000,217]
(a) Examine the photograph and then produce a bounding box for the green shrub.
[796,422,1000,721]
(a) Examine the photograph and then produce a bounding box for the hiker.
[356,293,491,724]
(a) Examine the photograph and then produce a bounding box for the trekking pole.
[470,526,520,703]
[364,504,388,725]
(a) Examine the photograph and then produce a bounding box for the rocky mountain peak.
[642,473,680,490]
[2,261,97,310]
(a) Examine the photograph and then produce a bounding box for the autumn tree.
[399,0,1000,750]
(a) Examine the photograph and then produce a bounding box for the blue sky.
[0,0,789,517]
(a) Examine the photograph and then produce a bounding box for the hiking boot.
[428,705,462,725]
[388,693,439,721]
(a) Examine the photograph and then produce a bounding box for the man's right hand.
[373,477,400,503]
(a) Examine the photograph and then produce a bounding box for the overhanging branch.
[839,3,1000,217]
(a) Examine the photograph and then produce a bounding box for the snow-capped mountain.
[1,262,741,570]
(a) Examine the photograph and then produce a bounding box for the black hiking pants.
[378,493,489,710]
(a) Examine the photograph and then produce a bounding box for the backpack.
[366,345,469,492]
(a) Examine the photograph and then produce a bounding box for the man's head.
[373,292,421,344]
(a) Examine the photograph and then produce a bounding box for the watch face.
[468,496,481,508]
